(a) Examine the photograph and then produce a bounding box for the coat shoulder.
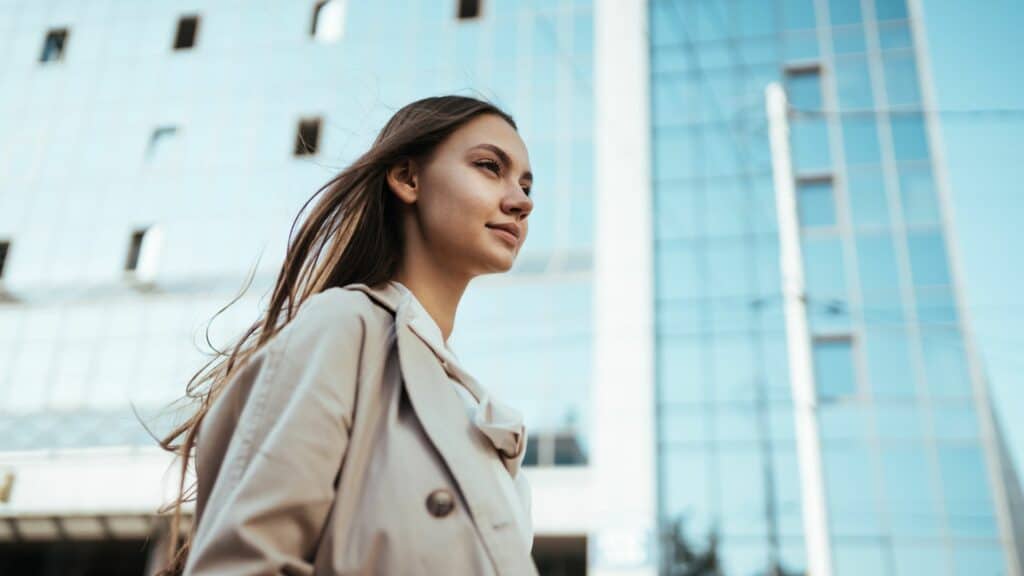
[270,287,392,358]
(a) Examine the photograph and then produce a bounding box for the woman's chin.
[479,249,517,274]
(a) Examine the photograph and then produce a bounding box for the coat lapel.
[342,282,536,575]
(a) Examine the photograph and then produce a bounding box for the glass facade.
[0,0,596,464]
[651,0,1018,575]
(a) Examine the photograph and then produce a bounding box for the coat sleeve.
[184,291,368,576]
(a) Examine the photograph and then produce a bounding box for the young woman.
[156,95,537,575]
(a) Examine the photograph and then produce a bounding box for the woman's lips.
[488,226,518,246]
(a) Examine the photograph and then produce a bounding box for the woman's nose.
[505,186,532,218]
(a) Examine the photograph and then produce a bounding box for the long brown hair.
[154,94,517,574]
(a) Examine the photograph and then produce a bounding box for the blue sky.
[919,0,1024,472]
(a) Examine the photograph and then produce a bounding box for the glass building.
[0,0,595,573]
[651,0,1024,575]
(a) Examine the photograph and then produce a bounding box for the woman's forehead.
[450,115,530,170]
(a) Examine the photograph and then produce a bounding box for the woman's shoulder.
[269,285,392,357]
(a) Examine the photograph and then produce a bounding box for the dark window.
[457,0,481,19]
[521,431,588,467]
[40,28,68,63]
[294,118,322,156]
[532,536,588,576]
[174,15,199,50]
[0,240,9,279]
[553,433,586,465]
[522,433,538,467]
[147,126,178,158]
[125,229,147,272]
[0,539,150,576]
[784,62,823,112]
[311,1,325,34]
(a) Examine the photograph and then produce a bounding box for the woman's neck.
[392,262,468,344]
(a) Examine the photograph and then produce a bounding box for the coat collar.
[341,281,534,574]
[344,280,526,471]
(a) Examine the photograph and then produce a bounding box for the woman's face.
[392,113,534,279]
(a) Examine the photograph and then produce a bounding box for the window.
[832,25,866,55]
[802,236,846,298]
[864,328,916,398]
[124,226,162,282]
[706,240,751,298]
[655,243,702,301]
[938,443,999,538]
[523,430,588,466]
[829,0,862,25]
[40,28,68,63]
[311,0,346,42]
[784,63,823,111]
[842,117,882,166]
[522,434,538,466]
[856,233,903,323]
[823,442,882,535]
[878,22,913,50]
[147,125,178,158]
[791,118,831,174]
[797,175,836,228]
[782,0,816,31]
[125,229,146,272]
[786,64,831,174]
[883,52,921,107]
[898,167,940,225]
[813,336,857,401]
[553,433,586,465]
[784,30,819,61]
[906,231,950,286]
[173,15,199,50]
[294,117,322,156]
[920,329,971,398]
[457,0,482,20]
[835,56,873,110]
[875,0,909,21]
[890,113,929,161]
[848,168,888,228]
[0,240,9,280]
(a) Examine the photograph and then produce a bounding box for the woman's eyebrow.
[469,143,533,183]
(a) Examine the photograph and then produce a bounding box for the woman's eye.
[477,159,501,174]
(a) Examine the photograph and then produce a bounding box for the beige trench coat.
[183,281,539,575]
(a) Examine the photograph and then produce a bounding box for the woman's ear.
[386,159,419,205]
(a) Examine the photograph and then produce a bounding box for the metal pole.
[765,82,834,576]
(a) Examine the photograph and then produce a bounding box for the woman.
[156,95,537,575]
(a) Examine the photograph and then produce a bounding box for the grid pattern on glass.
[0,1,597,465]
[651,0,1009,572]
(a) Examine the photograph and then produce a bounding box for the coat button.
[425,488,456,518]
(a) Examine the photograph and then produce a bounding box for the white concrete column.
[766,83,834,576]
[591,0,657,574]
